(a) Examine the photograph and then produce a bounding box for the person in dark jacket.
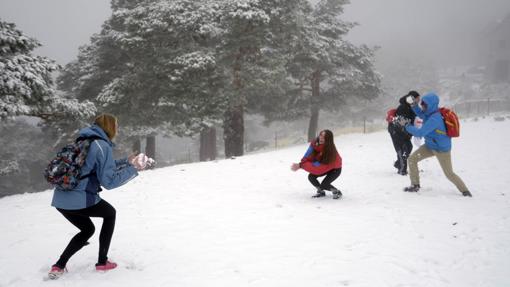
[48,114,145,279]
[291,130,343,199]
[388,91,420,175]
[402,93,472,197]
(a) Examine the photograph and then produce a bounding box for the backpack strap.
[75,135,104,143]
[434,110,454,136]
[75,135,105,180]
[78,171,96,180]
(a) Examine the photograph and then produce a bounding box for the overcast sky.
[1,0,510,67]
[343,0,510,66]
[0,0,110,64]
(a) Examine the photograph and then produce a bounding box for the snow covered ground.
[1,116,510,287]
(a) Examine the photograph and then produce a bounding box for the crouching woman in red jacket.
[291,129,343,199]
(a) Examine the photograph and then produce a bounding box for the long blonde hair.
[94,114,118,140]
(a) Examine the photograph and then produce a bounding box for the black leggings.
[55,199,116,268]
[308,168,342,191]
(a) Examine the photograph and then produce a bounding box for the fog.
[343,0,510,68]
[2,0,510,67]
[0,0,111,65]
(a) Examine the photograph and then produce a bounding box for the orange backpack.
[437,107,460,137]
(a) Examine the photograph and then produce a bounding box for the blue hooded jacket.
[51,124,139,210]
[405,93,451,152]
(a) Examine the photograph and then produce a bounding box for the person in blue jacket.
[402,93,471,197]
[48,114,143,279]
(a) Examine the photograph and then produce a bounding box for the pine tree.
[58,0,226,158]
[266,0,382,140]
[0,120,55,195]
[0,21,95,120]
[215,0,305,157]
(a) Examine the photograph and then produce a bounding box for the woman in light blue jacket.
[403,93,471,196]
[49,114,141,279]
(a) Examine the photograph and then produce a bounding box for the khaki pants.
[408,145,469,193]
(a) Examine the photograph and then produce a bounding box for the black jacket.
[389,95,416,140]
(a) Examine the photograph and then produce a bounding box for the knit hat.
[94,113,118,140]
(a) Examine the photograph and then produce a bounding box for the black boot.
[312,188,326,198]
[332,189,342,200]
[462,191,472,197]
[398,161,408,175]
[325,186,343,199]
[403,184,420,192]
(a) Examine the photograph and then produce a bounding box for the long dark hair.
[318,129,338,164]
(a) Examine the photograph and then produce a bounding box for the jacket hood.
[421,93,439,115]
[399,95,410,105]
[78,124,113,145]
[400,91,420,105]
[398,95,407,105]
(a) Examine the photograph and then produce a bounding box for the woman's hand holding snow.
[398,117,409,127]
[128,153,137,165]
[290,163,300,171]
[130,153,155,171]
[393,115,411,127]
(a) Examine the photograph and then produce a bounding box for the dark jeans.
[389,130,413,174]
[400,140,413,173]
[396,138,413,174]
[55,199,116,268]
[308,168,342,191]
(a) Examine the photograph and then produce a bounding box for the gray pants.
[408,145,469,193]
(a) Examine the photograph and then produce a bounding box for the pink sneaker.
[48,265,67,280]
[95,260,118,271]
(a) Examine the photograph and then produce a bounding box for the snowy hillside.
[1,117,510,287]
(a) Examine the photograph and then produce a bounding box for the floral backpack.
[44,136,101,190]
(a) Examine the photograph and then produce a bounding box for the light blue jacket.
[51,124,138,210]
[405,93,451,152]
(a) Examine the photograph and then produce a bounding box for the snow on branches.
[0,21,96,120]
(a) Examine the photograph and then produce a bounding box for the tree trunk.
[308,71,321,141]
[199,126,217,161]
[223,104,244,157]
[132,137,141,154]
[200,129,207,161]
[145,135,156,159]
[224,49,245,158]
[208,127,217,160]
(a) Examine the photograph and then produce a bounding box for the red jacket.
[300,142,342,175]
